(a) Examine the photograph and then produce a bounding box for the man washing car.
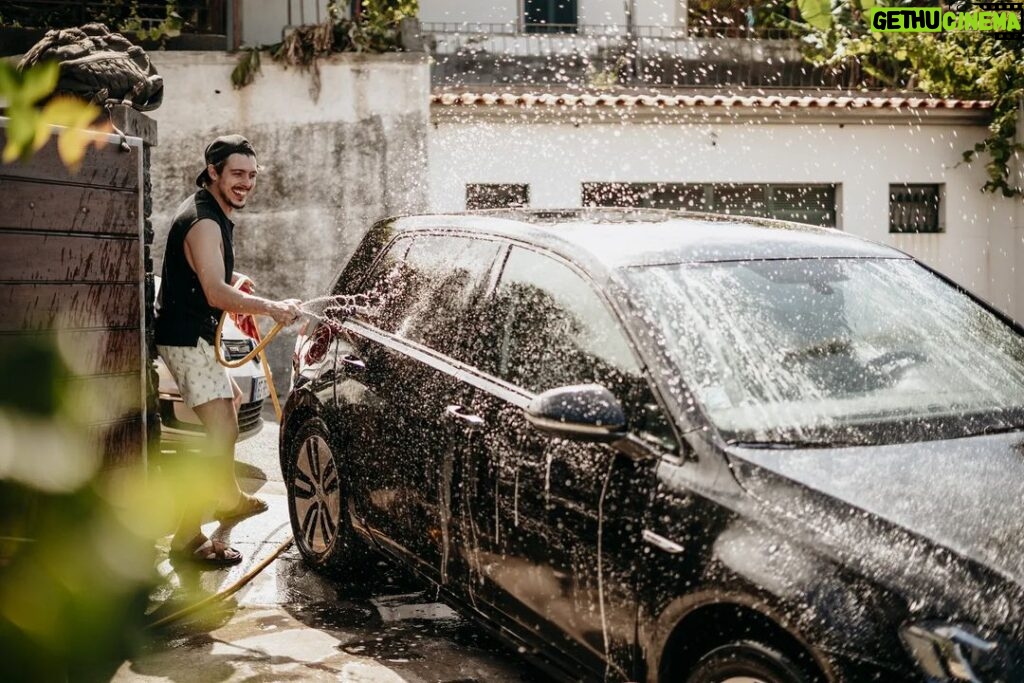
[155,134,302,567]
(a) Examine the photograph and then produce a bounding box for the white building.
[429,92,1024,319]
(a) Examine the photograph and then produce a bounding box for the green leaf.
[0,59,22,98]
[2,104,38,162]
[797,0,833,30]
[19,61,59,106]
[40,96,103,171]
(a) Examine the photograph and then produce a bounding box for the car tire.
[684,640,814,683]
[285,417,366,576]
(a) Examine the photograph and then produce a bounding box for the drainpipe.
[226,0,242,50]
[624,0,638,83]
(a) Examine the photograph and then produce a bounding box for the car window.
[358,236,417,333]
[627,258,1024,445]
[479,246,642,397]
[360,234,501,362]
[396,235,502,360]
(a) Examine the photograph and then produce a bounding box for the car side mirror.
[524,384,626,442]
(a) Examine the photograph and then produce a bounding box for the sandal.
[169,535,243,568]
[214,493,268,523]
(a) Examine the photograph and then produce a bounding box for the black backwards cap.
[195,134,257,187]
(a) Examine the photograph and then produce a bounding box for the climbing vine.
[783,1,1024,197]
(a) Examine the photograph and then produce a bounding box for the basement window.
[524,0,578,33]
[466,184,530,210]
[582,182,838,227]
[889,184,942,234]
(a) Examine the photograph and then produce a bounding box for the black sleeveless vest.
[154,189,234,346]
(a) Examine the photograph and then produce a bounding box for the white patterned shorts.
[157,338,234,409]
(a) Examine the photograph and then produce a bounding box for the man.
[155,134,302,567]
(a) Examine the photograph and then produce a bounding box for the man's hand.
[232,272,255,294]
[269,298,303,325]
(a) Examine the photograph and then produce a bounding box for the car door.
[330,234,414,547]
[343,232,503,584]
[456,245,668,678]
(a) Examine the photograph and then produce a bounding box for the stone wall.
[146,51,430,392]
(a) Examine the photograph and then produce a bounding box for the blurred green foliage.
[0,336,70,416]
[0,336,223,681]
[0,59,107,170]
[0,338,152,682]
[0,481,154,682]
[0,63,212,681]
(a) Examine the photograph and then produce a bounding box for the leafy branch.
[787,1,1024,197]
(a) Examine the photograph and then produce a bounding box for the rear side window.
[361,234,501,361]
[359,236,416,333]
[479,246,642,395]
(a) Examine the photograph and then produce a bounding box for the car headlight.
[900,621,1000,682]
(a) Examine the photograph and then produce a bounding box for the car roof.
[388,208,907,270]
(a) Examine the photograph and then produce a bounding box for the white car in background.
[155,277,270,445]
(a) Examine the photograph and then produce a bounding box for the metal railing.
[421,21,910,91]
[0,0,225,34]
[422,22,805,40]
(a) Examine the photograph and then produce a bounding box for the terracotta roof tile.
[431,92,992,110]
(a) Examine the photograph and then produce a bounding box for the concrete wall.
[148,51,429,388]
[429,111,1021,319]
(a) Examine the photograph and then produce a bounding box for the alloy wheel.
[292,434,342,555]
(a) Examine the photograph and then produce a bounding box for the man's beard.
[217,182,249,210]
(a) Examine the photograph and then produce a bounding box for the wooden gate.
[0,121,148,472]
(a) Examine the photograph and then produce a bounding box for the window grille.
[466,184,530,210]
[582,182,837,227]
[889,184,942,234]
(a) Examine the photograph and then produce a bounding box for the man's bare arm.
[184,220,300,324]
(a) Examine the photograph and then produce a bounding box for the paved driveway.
[112,424,550,683]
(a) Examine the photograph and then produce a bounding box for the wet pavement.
[112,422,551,682]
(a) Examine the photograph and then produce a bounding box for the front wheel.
[685,641,813,683]
[285,417,364,575]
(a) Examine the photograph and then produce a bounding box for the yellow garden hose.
[147,535,293,630]
[212,276,286,421]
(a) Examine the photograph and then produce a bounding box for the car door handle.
[642,530,685,554]
[445,404,485,427]
[340,354,366,371]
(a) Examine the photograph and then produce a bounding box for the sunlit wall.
[429,106,1020,319]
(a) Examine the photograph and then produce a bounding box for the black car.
[280,209,1024,683]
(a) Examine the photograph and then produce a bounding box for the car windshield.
[626,258,1024,446]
